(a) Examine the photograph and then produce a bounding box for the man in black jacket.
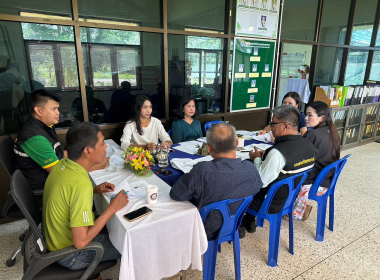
[243,105,316,232]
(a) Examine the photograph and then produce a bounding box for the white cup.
[146,185,158,204]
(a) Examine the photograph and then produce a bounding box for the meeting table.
[90,137,270,280]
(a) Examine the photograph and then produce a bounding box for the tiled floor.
[1,142,379,280]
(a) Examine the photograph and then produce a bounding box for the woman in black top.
[292,101,341,220]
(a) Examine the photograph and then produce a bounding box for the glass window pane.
[117,49,140,87]
[28,45,57,87]
[315,47,344,85]
[78,0,161,28]
[81,28,164,123]
[350,0,378,47]
[344,50,369,86]
[0,1,72,18]
[320,0,351,45]
[281,0,319,41]
[369,51,380,81]
[0,21,82,135]
[60,46,79,88]
[168,34,225,117]
[168,0,226,33]
[186,36,223,50]
[22,23,74,42]
[80,28,140,45]
[90,48,113,87]
[278,43,313,106]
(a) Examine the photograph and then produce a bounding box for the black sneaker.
[243,215,256,233]
[238,225,246,239]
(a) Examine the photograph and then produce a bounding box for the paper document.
[175,140,202,155]
[129,180,149,196]
[170,155,213,173]
[251,133,272,143]
[243,143,272,151]
[197,137,207,143]
[103,177,135,199]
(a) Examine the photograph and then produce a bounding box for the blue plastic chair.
[204,121,221,133]
[200,196,253,280]
[168,129,172,137]
[308,154,351,242]
[246,170,310,267]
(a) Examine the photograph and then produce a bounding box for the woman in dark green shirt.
[172,97,203,144]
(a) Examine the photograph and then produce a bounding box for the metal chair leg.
[6,245,21,267]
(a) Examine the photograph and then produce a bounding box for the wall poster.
[236,0,279,38]
[230,37,276,112]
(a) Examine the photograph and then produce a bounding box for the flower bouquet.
[122,147,155,176]
[298,65,310,79]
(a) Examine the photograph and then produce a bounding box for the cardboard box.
[314,87,340,108]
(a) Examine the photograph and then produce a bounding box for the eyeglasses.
[268,122,287,127]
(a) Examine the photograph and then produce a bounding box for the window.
[344,50,369,86]
[369,51,380,81]
[186,36,223,87]
[82,45,141,89]
[320,0,351,45]
[281,0,319,41]
[168,0,226,33]
[350,0,378,47]
[82,29,164,123]
[0,1,72,18]
[168,34,225,117]
[78,0,161,28]
[315,47,344,85]
[0,21,82,135]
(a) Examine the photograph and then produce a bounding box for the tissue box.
[237,137,244,147]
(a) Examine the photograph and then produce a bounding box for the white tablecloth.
[90,140,208,280]
[286,78,311,103]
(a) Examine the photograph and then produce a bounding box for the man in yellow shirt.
[43,122,129,270]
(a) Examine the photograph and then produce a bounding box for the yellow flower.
[132,147,139,153]
[145,150,153,160]
[131,157,144,170]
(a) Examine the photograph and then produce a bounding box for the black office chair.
[0,136,29,266]
[11,169,117,280]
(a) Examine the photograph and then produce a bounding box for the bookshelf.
[331,102,380,149]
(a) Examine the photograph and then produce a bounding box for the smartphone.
[123,206,152,222]
[155,169,173,176]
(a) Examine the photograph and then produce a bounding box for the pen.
[240,150,250,153]
[110,191,129,199]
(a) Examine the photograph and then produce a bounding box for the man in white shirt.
[243,106,316,233]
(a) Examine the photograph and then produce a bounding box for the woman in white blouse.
[120,95,172,151]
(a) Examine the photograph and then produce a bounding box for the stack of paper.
[170,155,213,173]
[251,133,272,143]
[175,140,203,155]
[243,143,272,151]
[236,130,257,139]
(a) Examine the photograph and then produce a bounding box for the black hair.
[29,89,61,114]
[308,101,340,161]
[178,96,196,119]
[128,95,152,135]
[66,122,101,160]
[282,91,302,110]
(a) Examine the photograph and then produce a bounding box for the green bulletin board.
[230,37,276,112]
